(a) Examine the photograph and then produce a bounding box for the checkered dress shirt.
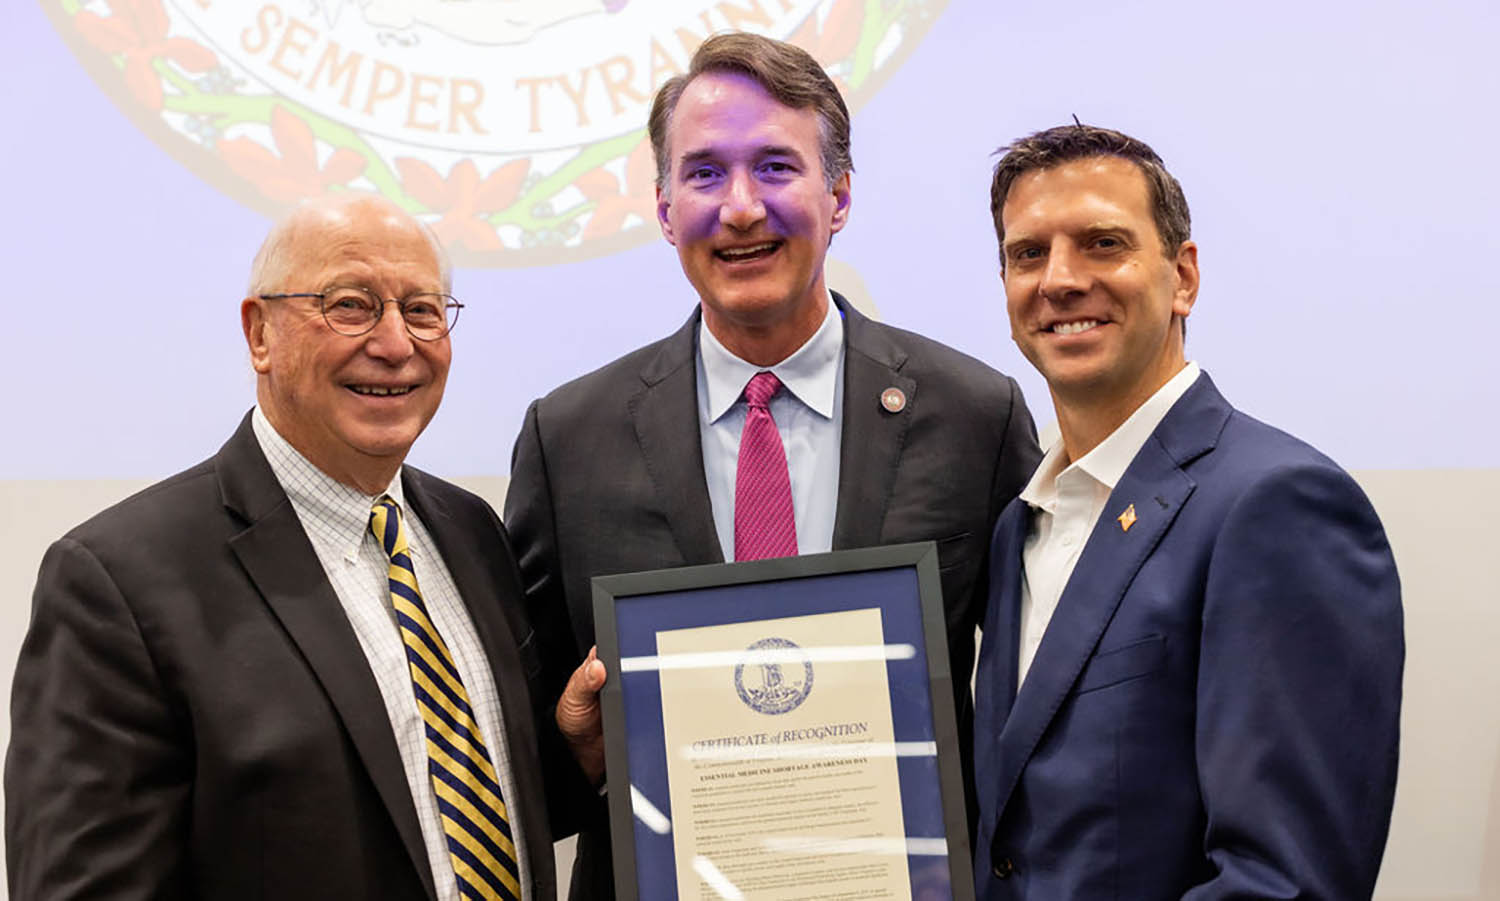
[252,409,530,900]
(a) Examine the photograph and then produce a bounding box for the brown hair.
[648,32,853,194]
[990,124,1191,263]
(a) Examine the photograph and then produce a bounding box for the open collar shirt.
[1016,362,1201,690]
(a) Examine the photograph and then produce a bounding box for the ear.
[1171,240,1199,319]
[242,297,273,374]
[828,171,852,235]
[656,184,676,246]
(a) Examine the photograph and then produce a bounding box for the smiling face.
[657,70,850,365]
[242,198,451,493]
[1001,156,1198,431]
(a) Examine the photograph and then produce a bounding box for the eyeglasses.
[259,286,463,341]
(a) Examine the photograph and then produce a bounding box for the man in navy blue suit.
[972,124,1403,899]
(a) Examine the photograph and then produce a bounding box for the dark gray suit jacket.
[505,295,1041,899]
[6,413,588,900]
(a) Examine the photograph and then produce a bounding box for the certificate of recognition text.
[655,608,912,900]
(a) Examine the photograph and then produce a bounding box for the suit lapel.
[631,310,725,565]
[988,504,1030,720]
[217,415,438,901]
[632,296,917,559]
[832,296,913,549]
[988,376,1235,819]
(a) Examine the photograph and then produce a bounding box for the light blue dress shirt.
[695,296,845,562]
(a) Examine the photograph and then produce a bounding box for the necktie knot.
[369,495,408,558]
[743,371,782,408]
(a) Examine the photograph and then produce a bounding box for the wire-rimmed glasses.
[259,285,463,341]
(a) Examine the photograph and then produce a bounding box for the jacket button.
[992,856,1014,879]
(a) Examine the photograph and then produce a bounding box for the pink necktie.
[734,371,798,561]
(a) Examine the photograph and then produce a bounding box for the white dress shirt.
[252,409,530,901]
[696,295,845,562]
[1016,363,1201,690]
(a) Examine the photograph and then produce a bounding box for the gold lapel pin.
[880,387,906,413]
[1117,503,1137,532]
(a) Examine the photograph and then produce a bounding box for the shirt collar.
[698,292,843,423]
[251,406,406,560]
[1020,362,1202,512]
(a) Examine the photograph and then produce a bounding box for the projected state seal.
[734,636,814,715]
[46,0,950,266]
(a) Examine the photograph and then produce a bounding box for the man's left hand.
[557,646,607,786]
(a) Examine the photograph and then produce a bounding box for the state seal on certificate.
[734,637,814,715]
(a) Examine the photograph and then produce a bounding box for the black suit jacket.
[505,295,1041,899]
[6,413,586,900]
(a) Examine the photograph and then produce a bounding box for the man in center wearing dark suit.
[504,32,1042,899]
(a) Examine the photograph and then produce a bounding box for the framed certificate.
[592,542,975,901]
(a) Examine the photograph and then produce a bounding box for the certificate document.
[655,608,912,900]
[594,544,976,900]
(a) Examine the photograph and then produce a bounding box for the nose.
[719,169,766,230]
[1039,242,1088,301]
[363,299,416,364]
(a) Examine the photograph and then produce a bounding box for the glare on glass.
[258,285,463,340]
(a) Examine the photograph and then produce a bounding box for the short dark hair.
[990,124,1191,261]
[649,32,853,194]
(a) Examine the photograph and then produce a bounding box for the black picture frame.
[592,542,976,900]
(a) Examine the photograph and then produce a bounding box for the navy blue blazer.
[973,373,1403,899]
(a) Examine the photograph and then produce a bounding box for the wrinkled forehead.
[275,199,450,292]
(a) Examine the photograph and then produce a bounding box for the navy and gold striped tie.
[370,496,521,901]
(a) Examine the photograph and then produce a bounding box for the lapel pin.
[880,387,906,413]
[1117,503,1137,532]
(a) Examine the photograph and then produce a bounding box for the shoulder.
[528,327,690,424]
[30,454,241,615]
[403,465,497,524]
[850,315,1026,415]
[1182,403,1383,540]
[1156,375,1359,494]
[855,315,1018,383]
[61,457,224,554]
[1216,407,1358,486]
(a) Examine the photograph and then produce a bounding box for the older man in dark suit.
[6,195,592,900]
[505,32,1041,899]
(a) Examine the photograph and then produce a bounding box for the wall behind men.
[3,0,1497,897]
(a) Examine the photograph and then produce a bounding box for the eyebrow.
[1004,221,1137,248]
[1001,234,1038,255]
[676,144,806,173]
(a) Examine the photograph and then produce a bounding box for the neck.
[1052,359,1187,463]
[702,289,828,368]
[339,463,402,497]
[1053,401,1126,465]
